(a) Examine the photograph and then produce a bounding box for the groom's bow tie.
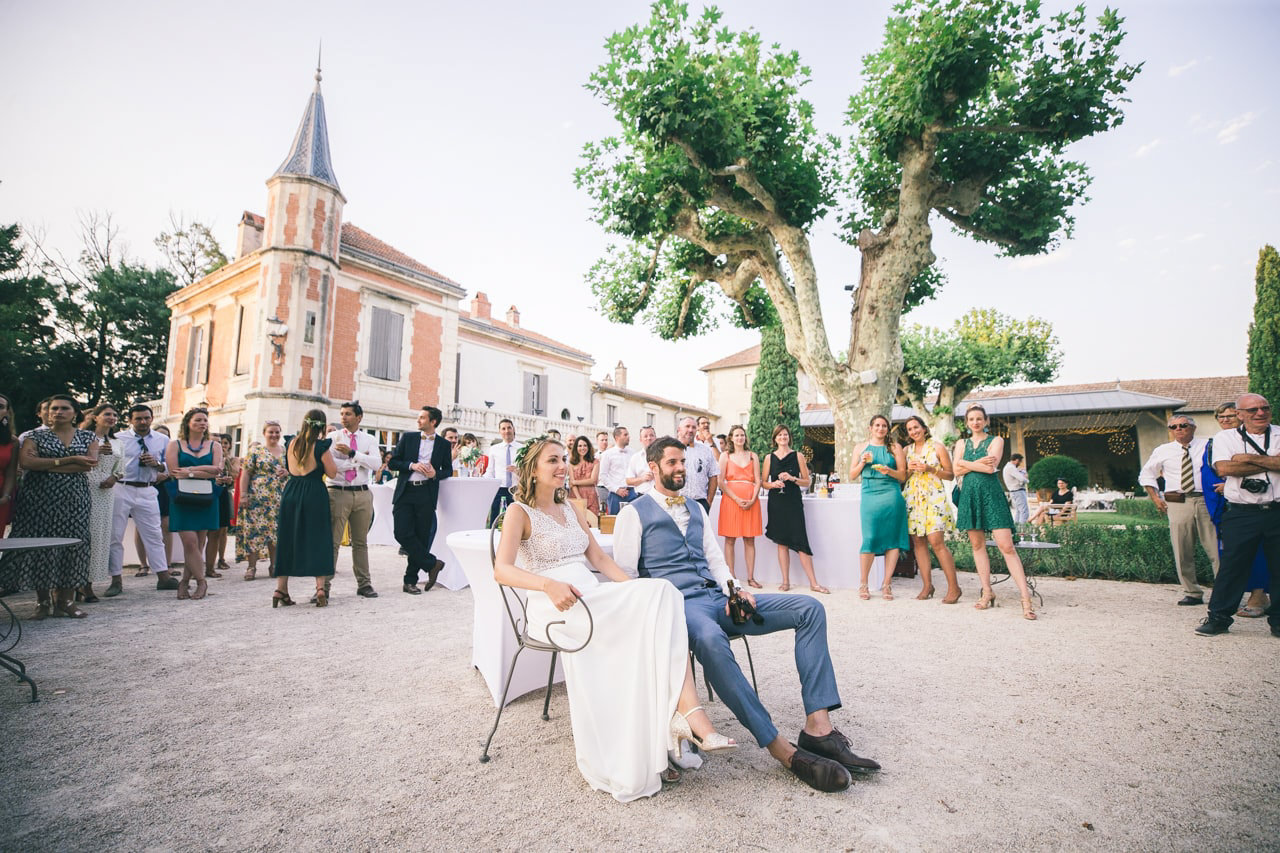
[665,496,686,507]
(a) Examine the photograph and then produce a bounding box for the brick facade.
[408,311,443,408]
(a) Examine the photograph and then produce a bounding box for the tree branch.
[709,160,780,216]
[935,208,1021,248]
[936,124,1053,134]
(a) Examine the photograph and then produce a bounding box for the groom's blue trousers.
[682,589,842,748]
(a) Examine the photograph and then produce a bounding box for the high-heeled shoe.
[314,589,328,608]
[858,585,870,600]
[882,583,894,601]
[942,588,962,604]
[916,587,935,600]
[670,706,737,758]
[34,600,52,620]
[1021,596,1037,621]
[272,590,295,608]
[975,588,996,610]
[244,567,257,581]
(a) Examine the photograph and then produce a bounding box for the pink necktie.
[344,432,357,482]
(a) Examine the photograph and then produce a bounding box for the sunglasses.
[1167,424,1193,430]
[1239,406,1273,415]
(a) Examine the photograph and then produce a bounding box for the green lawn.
[1075,511,1166,528]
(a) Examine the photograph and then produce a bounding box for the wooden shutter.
[368,307,404,381]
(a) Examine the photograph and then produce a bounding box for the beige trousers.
[329,488,374,588]
[1167,496,1219,597]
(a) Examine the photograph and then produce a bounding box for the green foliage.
[747,325,803,454]
[899,307,1061,414]
[1112,497,1165,520]
[1247,244,1280,406]
[154,216,228,286]
[1027,454,1089,490]
[0,224,65,432]
[846,0,1142,256]
[947,523,1214,585]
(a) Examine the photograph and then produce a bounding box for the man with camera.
[1196,393,1280,637]
[1139,414,1219,605]
[611,436,880,793]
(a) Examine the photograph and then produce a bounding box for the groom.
[612,437,880,792]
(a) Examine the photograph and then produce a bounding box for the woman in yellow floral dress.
[902,415,961,604]
[235,421,289,579]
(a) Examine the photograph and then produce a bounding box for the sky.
[2,0,1277,409]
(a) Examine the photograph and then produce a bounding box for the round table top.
[0,537,81,552]
[986,539,1062,550]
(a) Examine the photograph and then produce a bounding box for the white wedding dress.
[515,501,688,802]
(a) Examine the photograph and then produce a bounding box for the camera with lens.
[1241,477,1269,494]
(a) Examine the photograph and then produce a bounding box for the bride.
[494,436,735,801]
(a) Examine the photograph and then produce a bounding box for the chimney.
[471,292,492,321]
[506,305,520,327]
[614,360,627,388]
[236,211,263,259]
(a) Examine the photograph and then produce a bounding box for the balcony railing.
[443,405,607,441]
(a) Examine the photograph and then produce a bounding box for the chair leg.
[741,637,758,695]
[480,646,526,763]
[541,650,559,721]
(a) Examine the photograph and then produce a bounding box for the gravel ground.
[1,544,1278,852]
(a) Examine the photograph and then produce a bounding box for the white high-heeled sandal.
[670,705,737,757]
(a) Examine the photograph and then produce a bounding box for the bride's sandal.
[672,706,737,756]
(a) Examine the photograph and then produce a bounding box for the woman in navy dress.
[273,409,337,608]
[166,408,222,600]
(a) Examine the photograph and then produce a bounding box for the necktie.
[344,431,357,482]
[665,495,686,507]
[1180,445,1194,493]
[505,443,513,488]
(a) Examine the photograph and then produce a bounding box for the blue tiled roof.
[273,75,340,192]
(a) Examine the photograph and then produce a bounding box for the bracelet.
[54,458,61,468]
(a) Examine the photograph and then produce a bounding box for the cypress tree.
[747,325,804,456]
[1248,245,1280,406]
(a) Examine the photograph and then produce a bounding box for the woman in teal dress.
[273,409,337,608]
[850,414,908,600]
[166,407,222,601]
[952,405,1036,620]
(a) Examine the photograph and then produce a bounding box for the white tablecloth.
[708,489,889,590]
[367,479,500,590]
[122,519,185,566]
[450,527,613,707]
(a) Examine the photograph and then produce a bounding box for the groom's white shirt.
[612,491,734,590]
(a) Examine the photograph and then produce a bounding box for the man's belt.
[1228,501,1280,511]
[1008,488,1026,493]
[1163,491,1203,503]
[407,479,434,487]
[328,484,369,491]
[121,481,156,487]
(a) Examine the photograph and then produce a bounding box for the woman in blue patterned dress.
[952,405,1036,620]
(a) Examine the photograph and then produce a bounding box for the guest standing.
[626,426,659,498]
[599,426,637,515]
[1201,402,1270,618]
[375,450,395,483]
[902,415,961,603]
[79,403,124,602]
[717,425,763,588]
[762,425,825,593]
[111,405,176,590]
[208,433,238,577]
[1002,454,1030,524]
[850,415,909,601]
[0,393,18,536]
[273,409,337,607]
[569,436,600,515]
[327,400,381,598]
[486,418,518,526]
[391,405,453,594]
[236,421,288,580]
[1138,414,1219,606]
[6,394,96,619]
[952,405,1036,620]
[677,417,719,514]
[165,407,222,601]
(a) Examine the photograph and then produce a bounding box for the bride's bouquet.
[458,445,483,476]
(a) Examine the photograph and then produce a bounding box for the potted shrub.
[1028,455,1089,501]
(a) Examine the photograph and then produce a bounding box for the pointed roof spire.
[273,55,341,193]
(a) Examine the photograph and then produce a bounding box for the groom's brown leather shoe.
[797,728,881,775]
[788,747,851,792]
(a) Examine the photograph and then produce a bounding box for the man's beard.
[659,471,685,491]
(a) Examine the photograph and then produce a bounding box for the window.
[606,404,618,426]
[233,306,252,376]
[304,310,317,344]
[744,371,754,388]
[184,322,211,387]
[366,306,404,381]
[230,426,244,456]
[645,412,655,427]
[523,371,548,415]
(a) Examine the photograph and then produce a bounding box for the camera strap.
[1238,426,1273,485]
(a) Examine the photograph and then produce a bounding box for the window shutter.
[368,307,403,381]
[386,310,403,381]
[201,321,214,385]
[541,374,549,416]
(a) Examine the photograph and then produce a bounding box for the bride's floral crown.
[513,433,551,470]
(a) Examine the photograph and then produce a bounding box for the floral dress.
[235,444,287,562]
[904,441,955,536]
[2,429,95,590]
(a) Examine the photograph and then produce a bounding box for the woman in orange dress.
[569,435,600,515]
[716,425,763,588]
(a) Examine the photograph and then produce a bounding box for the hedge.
[945,524,1214,585]
[1111,497,1165,519]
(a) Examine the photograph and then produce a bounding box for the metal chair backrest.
[488,512,593,654]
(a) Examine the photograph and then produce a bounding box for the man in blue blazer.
[390,405,453,593]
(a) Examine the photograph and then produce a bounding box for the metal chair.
[691,632,758,703]
[480,525,594,763]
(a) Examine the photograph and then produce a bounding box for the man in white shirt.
[485,418,518,526]
[326,401,382,599]
[598,425,636,515]
[677,417,719,512]
[109,404,179,593]
[1197,393,1280,636]
[1138,414,1219,605]
[613,437,880,793]
[1003,454,1030,524]
[625,425,658,496]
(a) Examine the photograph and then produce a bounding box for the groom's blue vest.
[633,495,718,596]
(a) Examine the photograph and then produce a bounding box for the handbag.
[174,477,215,507]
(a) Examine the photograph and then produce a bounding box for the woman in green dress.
[952,405,1036,620]
[850,414,908,600]
[273,409,337,608]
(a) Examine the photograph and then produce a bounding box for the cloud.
[1133,139,1161,158]
[1185,232,1205,242]
[1168,59,1199,77]
[1010,247,1073,270]
[1188,114,1218,133]
[1218,112,1257,144]
[1255,159,1273,173]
